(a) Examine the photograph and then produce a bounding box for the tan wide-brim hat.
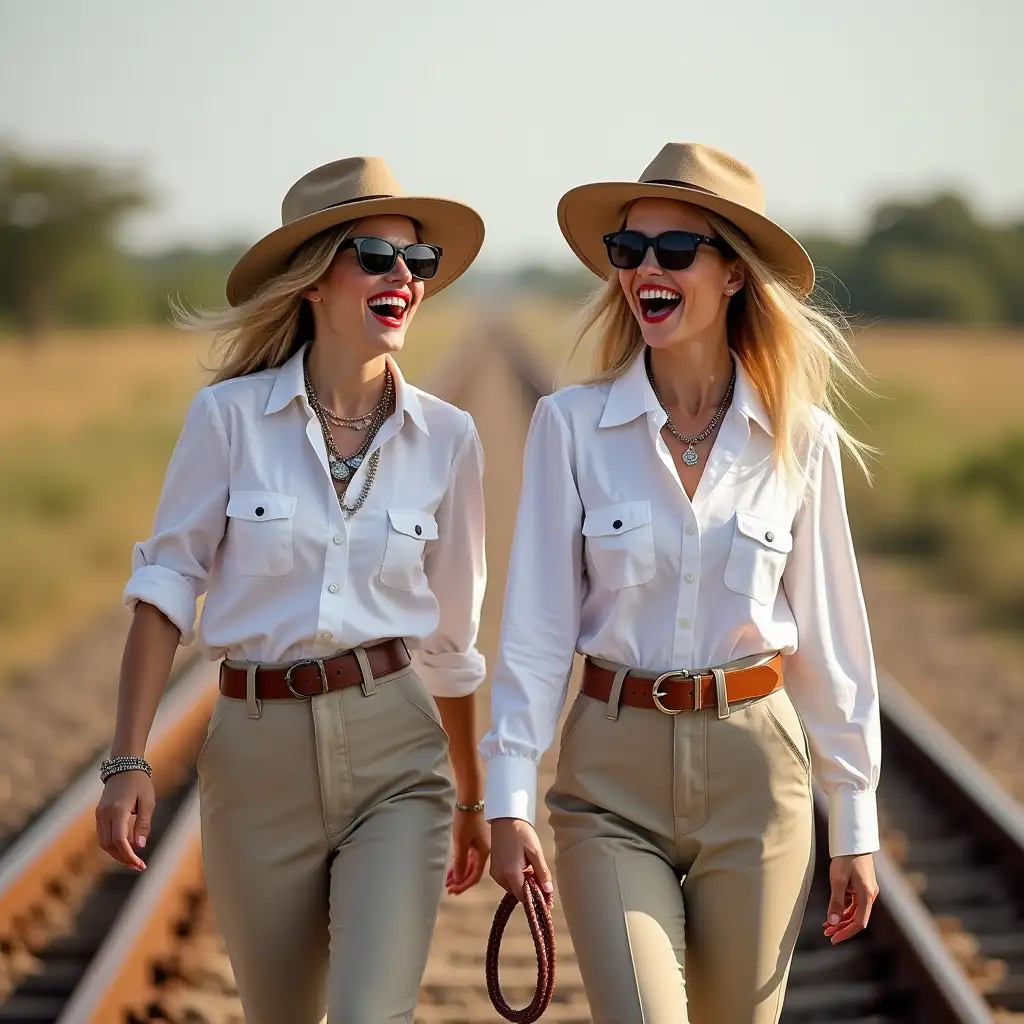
[226,156,485,306]
[557,142,815,295]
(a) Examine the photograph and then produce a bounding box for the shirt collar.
[264,344,428,435]
[598,348,658,428]
[598,346,773,437]
[731,356,773,437]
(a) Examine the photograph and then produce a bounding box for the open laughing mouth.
[367,290,411,327]
[637,285,683,324]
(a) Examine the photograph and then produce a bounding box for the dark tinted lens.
[605,231,647,269]
[403,243,440,280]
[655,232,700,270]
[355,237,397,274]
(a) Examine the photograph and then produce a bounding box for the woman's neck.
[647,334,733,419]
[306,341,389,417]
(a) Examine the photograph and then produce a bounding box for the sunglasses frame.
[602,229,735,271]
[339,236,444,280]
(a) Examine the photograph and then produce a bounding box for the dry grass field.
[0,300,468,688]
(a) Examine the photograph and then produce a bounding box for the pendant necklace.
[303,359,394,517]
[645,351,736,466]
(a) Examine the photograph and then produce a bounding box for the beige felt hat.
[226,156,485,306]
[557,142,814,294]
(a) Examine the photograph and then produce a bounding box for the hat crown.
[639,143,766,216]
[281,156,402,226]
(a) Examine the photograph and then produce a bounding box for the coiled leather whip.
[486,874,556,1022]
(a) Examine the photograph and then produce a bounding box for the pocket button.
[415,524,422,536]
[255,506,265,517]
[613,519,623,529]
[766,531,774,542]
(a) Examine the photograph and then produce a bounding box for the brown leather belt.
[580,653,784,714]
[219,638,410,701]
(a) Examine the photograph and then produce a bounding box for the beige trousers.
[197,663,453,1024]
[546,660,815,1024]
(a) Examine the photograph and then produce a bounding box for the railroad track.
[0,324,1021,1022]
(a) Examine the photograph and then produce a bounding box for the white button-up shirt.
[479,350,880,856]
[123,345,487,698]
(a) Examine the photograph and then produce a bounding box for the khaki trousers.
[546,661,815,1024]
[197,663,453,1024]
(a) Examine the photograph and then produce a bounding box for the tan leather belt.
[580,653,784,714]
[219,638,410,701]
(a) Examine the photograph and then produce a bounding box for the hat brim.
[557,181,815,295]
[226,195,485,306]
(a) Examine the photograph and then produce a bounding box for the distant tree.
[804,192,1024,326]
[0,146,150,339]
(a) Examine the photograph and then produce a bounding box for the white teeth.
[368,295,408,310]
[637,287,681,301]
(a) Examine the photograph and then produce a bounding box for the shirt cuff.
[828,787,880,856]
[411,649,486,698]
[123,564,198,646]
[483,753,539,824]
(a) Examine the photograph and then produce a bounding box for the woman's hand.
[489,817,553,904]
[446,808,491,896]
[95,770,156,872]
[824,853,879,943]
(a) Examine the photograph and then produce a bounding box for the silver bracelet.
[100,755,153,784]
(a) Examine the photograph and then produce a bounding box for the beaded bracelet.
[99,755,153,784]
[455,800,485,813]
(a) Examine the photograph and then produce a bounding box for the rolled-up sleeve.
[479,396,583,824]
[782,418,881,857]
[123,388,229,645]
[412,412,487,698]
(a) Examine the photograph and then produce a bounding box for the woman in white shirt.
[482,143,881,1023]
[94,156,490,1024]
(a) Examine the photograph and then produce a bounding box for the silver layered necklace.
[303,359,394,517]
[645,351,736,467]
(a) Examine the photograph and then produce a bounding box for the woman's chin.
[360,319,409,355]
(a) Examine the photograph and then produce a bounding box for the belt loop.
[246,664,262,720]
[605,666,628,721]
[354,646,376,696]
[712,667,730,720]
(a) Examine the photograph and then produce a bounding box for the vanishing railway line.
[0,327,1020,1022]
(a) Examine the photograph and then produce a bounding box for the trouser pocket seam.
[766,706,810,775]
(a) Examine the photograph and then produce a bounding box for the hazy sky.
[1,0,1021,267]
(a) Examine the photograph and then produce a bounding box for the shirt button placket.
[320,523,349,649]
[675,519,700,664]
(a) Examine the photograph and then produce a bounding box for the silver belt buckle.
[284,658,330,700]
[651,670,686,715]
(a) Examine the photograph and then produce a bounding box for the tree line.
[1,145,1022,339]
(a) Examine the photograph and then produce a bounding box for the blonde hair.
[570,209,873,480]
[174,223,354,384]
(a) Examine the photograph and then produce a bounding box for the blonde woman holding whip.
[482,143,881,1022]
[95,156,491,1023]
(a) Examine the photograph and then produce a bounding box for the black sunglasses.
[602,229,734,271]
[339,236,443,280]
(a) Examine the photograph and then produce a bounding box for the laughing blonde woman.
[482,143,881,1022]
[95,157,490,1023]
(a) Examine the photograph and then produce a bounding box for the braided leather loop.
[485,873,556,1022]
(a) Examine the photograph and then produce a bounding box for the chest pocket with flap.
[582,500,656,590]
[723,510,793,606]
[225,490,297,577]
[380,509,438,590]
